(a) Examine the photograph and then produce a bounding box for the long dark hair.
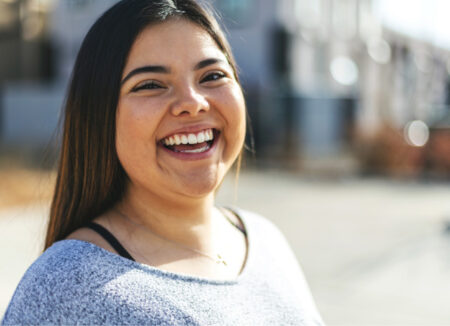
[45,0,241,249]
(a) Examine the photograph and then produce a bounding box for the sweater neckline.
[60,208,253,285]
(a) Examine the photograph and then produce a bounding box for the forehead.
[124,19,226,71]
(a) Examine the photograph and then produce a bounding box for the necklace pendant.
[216,254,227,266]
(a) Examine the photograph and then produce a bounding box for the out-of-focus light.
[28,0,56,12]
[374,0,450,51]
[0,5,16,28]
[446,58,450,75]
[367,38,391,64]
[22,14,43,40]
[1,0,17,4]
[330,56,359,86]
[404,120,430,147]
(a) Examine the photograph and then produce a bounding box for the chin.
[177,167,225,198]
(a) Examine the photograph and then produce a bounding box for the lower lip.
[159,133,220,161]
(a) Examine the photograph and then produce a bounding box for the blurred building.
[0,0,60,149]
[217,0,450,175]
[0,0,114,149]
[0,0,449,175]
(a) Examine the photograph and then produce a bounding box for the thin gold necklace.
[115,209,228,266]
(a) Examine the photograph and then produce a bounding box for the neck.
[115,184,217,247]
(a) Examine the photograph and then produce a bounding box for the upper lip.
[158,124,219,141]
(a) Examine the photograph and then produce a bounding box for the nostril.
[178,110,191,116]
[173,107,207,117]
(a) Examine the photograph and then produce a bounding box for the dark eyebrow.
[121,58,226,85]
[121,65,170,85]
[194,58,226,70]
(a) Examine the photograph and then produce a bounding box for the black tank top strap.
[85,222,135,261]
[219,206,247,237]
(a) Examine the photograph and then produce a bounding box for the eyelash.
[201,71,226,83]
[130,71,227,92]
[131,81,163,92]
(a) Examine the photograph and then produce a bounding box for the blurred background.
[1,0,450,325]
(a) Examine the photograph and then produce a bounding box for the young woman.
[2,1,324,325]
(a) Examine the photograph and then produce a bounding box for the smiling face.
[116,19,246,203]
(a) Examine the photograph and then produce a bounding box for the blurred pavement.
[1,170,450,325]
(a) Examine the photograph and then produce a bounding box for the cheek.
[228,88,246,139]
[216,86,246,154]
[217,85,245,124]
[115,99,161,158]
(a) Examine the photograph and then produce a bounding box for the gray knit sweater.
[2,209,324,326]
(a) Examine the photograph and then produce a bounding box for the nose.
[170,86,209,117]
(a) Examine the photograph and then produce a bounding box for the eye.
[131,80,165,92]
[200,71,226,83]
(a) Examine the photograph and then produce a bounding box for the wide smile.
[158,128,221,160]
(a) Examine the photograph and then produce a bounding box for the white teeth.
[188,134,197,144]
[197,132,205,143]
[162,128,216,147]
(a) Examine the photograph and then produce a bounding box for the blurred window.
[0,0,55,83]
[0,1,20,36]
[214,0,256,28]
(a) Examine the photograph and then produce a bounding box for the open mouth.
[159,128,220,154]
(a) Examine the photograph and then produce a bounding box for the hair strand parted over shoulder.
[44,0,241,250]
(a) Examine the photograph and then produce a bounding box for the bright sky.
[374,0,450,50]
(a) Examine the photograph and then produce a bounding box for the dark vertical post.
[0,86,2,144]
[271,24,295,159]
